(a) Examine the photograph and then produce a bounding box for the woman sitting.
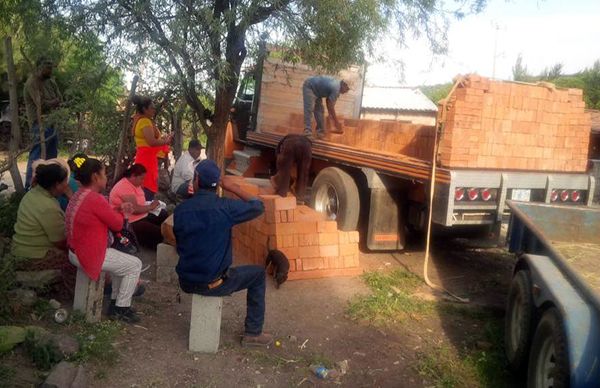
[109,164,168,249]
[65,157,142,323]
[12,162,74,291]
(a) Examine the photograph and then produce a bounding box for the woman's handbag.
[110,220,139,255]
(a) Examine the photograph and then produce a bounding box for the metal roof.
[361,86,438,112]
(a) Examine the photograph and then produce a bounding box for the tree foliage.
[55,0,487,166]
[511,55,600,110]
[1,0,125,168]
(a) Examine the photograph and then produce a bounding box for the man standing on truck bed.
[303,76,350,139]
[270,134,312,203]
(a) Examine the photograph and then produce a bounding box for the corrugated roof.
[361,86,438,112]
[587,109,600,134]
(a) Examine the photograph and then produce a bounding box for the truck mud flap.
[367,188,406,251]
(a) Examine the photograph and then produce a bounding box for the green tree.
[581,60,600,109]
[512,53,532,82]
[420,83,453,104]
[61,0,487,167]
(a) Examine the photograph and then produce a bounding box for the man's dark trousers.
[275,135,312,201]
[25,125,58,189]
[179,265,266,335]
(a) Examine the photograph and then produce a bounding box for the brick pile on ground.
[226,179,362,280]
[438,75,591,171]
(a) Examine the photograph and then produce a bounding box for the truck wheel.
[504,270,534,373]
[527,308,569,388]
[310,167,360,231]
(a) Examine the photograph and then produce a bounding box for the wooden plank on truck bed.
[246,131,451,184]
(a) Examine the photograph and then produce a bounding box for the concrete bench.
[189,294,223,353]
[73,269,105,323]
[156,243,222,352]
[156,243,179,284]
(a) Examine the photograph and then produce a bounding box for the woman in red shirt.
[65,157,142,323]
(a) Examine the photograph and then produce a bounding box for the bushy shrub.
[0,192,23,238]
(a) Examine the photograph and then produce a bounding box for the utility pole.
[492,22,500,79]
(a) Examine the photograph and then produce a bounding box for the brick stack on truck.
[227,51,595,250]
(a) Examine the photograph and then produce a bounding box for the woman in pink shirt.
[109,164,168,249]
[65,157,142,323]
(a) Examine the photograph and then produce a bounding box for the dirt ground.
[72,234,517,388]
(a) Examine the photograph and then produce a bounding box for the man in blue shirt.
[174,160,271,347]
[303,76,350,139]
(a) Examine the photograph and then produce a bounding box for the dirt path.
[88,237,517,388]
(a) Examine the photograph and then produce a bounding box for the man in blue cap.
[173,160,272,347]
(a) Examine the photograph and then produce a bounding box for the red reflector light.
[550,189,558,202]
[468,188,479,201]
[571,190,581,202]
[481,188,495,201]
[455,187,465,201]
[560,190,570,202]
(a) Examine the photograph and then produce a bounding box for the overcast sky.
[366,0,600,86]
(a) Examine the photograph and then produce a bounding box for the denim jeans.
[303,81,325,135]
[179,265,266,335]
[25,125,58,189]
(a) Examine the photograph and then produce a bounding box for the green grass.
[349,269,512,388]
[0,364,16,388]
[347,270,431,324]
[69,318,122,366]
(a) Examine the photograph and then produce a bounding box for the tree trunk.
[4,37,24,193]
[113,75,139,184]
[207,84,237,168]
[172,106,184,160]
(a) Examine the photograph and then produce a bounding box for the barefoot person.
[174,160,272,347]
[302,76,350,139]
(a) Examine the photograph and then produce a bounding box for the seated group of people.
[11,154,170,323]
[10,134,303,346]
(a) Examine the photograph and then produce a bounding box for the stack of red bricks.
[438,75,591,171]
[272,113,436,160]
[227,180,362,280]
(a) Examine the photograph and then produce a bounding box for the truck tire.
[310,167,360,231]
[527,307,569,388]
[504,269,534,374]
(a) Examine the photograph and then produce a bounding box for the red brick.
[348,231,360,243]
[340,243,359,256]
[319,245,339,257]
[317,221,338,233]
[294,221,318,234]
[280,211,288,223]
[338,231,349,244]
[279,247,299,260]
[274,222,299,235]
[273,196,296,211]
[239,183,259,196]
[299,245,320,258]
[282,234,297,248]
[287,209,296,222]
[298,233,319,246]
[318,232,339,245]
[303,258,325,270]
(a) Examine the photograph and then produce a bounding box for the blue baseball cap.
[195,159,220,189]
